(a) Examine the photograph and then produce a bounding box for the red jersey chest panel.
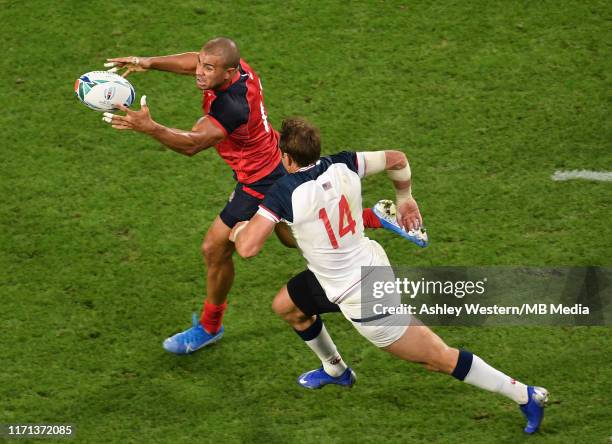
[202,59,280,184]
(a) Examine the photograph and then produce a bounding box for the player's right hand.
[397,197,423,232]
[102,95,156,133]
[104,57,150,77]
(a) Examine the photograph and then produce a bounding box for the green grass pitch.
[1,1,611,442]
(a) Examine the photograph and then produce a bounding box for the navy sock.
[451,349,474,381]
[294,315,322,341]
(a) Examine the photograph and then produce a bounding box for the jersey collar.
[297,160,321,172]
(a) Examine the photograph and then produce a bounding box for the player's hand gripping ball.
[74,71,135,112]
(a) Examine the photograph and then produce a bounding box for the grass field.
[1,0,611,442]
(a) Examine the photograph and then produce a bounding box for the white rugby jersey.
[257,151,390,303]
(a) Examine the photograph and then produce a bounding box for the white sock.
[303,323,347,377]
[464,355,529,404]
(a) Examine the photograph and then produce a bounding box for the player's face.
[196,51,236,91]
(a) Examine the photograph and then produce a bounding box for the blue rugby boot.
[519,386,549,434]
[372,199,429,248]
[163,313,224,355]
[297,367,356,390]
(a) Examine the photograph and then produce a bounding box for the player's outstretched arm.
[230,215,276,259]
[363,150,423,232]
[105,52,199,77]
[103,96,225,156]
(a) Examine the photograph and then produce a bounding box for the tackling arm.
[230,215,277,258]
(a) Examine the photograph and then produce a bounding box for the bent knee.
[272,289,310,323]
[201,237,233,262]
[271,289,293,316]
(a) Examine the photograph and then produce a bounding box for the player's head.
[279,117,321,171]
[196,37,241,91]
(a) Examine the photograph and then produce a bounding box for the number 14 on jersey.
[318,195,356,249]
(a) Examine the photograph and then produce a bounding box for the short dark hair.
[279,117,321,167]
[202,37,240,69]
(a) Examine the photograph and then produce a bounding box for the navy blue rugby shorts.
[219,161,287,228]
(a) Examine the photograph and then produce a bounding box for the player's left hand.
[397,197,423,232]
[102,96,156,133]
[104,57,150,78]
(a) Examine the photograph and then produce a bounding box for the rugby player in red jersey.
[103,37,401,354]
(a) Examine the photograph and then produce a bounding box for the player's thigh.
[341,305,409,349]
[337,283,408,349]
[219,165,285,230]
[202,216,235,259]
[286,269,342,317]
[218,185,261,229]
[274,222,297,248]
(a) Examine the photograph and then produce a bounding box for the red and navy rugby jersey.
[202,59,281,184]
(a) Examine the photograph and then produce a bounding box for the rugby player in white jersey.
[229,118,549,434]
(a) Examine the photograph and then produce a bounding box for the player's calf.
[273,286,351,384]
[383,325,458,374]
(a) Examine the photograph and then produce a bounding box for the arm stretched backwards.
[362,150,422,232]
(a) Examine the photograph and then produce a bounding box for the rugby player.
[230,117,549,434]
[102,38,399,354]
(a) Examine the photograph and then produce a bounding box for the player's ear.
[285,153,299,171]
[225,66,236,80]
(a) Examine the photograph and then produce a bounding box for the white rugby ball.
[74,71,135,112]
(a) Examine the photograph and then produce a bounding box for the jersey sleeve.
[257,181,294,224]
[208,93,250,135]
[328,151,366,178]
